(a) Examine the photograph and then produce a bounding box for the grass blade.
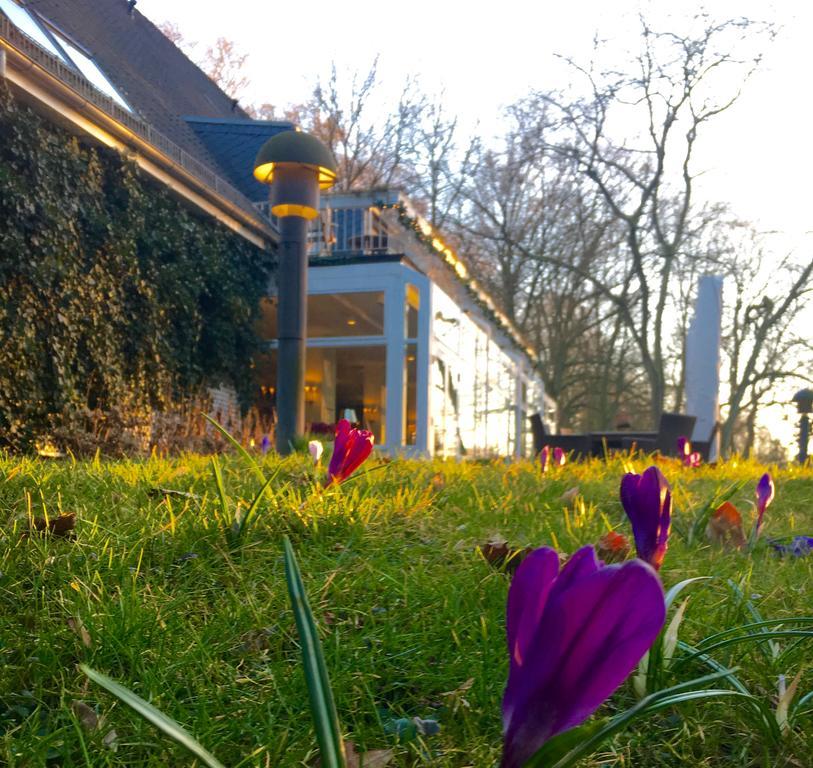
[204,414,266,484]
[210,456,230,520]
[233,472,278,541]
[80,665,227,768]
[677,631,813,666]
[283,537,345,768]
[664,576,712,611]
[525,671,748,768]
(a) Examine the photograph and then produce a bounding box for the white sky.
[140,0,812,452]
[141,0,812,243]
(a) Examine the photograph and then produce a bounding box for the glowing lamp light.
[253,130,337,219]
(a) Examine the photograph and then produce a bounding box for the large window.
[255,346,387,445]
[260,292,385,338]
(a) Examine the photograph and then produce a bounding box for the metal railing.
[0,13,271,232]
[308,204,393,257]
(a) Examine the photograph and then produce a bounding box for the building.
[256,189,547,457]
[0,0,548,457]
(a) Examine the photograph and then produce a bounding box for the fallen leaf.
[559,487,580,505]
[71,700,98,730]
[706,501,746,549]
[67,617,92,648]
[344,742,394,768]
[442,677,474,697]
[596,531,631,563]
[479,538,532,573]
[237,627,275,654]
[103,728,118,751]
[148,487,200,501]
[26,512,76,539]
[442,676,474,712]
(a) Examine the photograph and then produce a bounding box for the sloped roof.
[186,117,294,202]
[23,0,256,186]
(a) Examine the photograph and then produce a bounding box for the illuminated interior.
[260,292,385,338]
[255,345,386,445]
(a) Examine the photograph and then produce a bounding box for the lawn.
[1,451,811,767]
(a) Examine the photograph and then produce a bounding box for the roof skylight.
[0,0,66,61]
[51,31,132,112]
[0,0,133,113]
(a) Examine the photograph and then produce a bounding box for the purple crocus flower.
[620,466,671,570]
[754,472,775,537]
[260,435,271,455]
[501,546,665,768]
[770,536,813,557]
[553,447,566,467]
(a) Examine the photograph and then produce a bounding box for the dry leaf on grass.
[25,512,76,539]
[559,487,580,505]
[67,616,92,648]
[706,501,746,549]
[596,531,631,563]
[315,742,393,768]
[479,538,532,573]
[71,700,99,730]
[345,742,394,768]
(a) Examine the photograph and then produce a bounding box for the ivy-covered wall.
[0,84,275,449]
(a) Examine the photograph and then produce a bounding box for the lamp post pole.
[792,388,813,464]
[253,131,337,454]
[800,413,810,464]
[276,215,309,453]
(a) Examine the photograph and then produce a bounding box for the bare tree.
[453,104,637,428]
[533,14,775,424]
[199,37,250,100]
[156,22,250,101]
[719,240,813,454]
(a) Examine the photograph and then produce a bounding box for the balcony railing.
[309,204,394,257]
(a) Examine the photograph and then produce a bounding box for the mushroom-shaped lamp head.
[792,388,813,415]
[253,130,337,219]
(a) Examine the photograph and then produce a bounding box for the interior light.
[347,319,357,326]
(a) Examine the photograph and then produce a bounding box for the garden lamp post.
[792,388,813,464]
[253,130,337,454]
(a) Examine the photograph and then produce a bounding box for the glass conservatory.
[256,189,548,457]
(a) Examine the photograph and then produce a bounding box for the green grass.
[1,452,811,766]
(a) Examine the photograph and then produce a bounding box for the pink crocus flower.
[326,419,374,484]
[553,447,566,467]
[676,436,701,467]
[539,446,550,473]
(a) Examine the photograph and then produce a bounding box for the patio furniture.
[539,434,593,459]
[529,412,547,455]
[620,412,697,457]
[588,430,657,456]
[692,421,720,462]
[528,414,593,459]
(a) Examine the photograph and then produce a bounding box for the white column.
[384,278,405,451]
[685,275,724,459]
[514,361,525,458]
[415,277,432,456]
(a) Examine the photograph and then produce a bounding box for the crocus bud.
[309,439,324,464]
